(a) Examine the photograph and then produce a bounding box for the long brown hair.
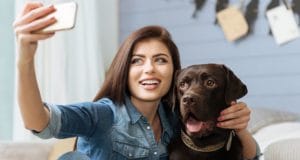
[93,25,181,107]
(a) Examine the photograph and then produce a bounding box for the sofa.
[0,138,75,160]
[248,107,300,160]
[0,108,299,160]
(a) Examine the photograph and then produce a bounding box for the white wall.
[0,0,119,140]
[0,0,14,140]
[97,0,119,70]
[11,0,119,141]
[119,0,300,113]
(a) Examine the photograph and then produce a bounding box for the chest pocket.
[111,127,150,159]
[112,140,149,159]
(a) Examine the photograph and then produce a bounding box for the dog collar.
[181,130,227,152]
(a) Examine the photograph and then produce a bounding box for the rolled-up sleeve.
[32,103,62,139]
[32,99,114,140]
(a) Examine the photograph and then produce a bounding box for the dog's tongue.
[186,117,205,133]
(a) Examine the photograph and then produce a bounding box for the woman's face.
[128,38,174,104]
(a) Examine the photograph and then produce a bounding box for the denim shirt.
[34,96,174,160]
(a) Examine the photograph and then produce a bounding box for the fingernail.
[50,17,57,21]
[48,5,56,10]
[217,116,223,121]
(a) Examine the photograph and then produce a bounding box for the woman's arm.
[217,102,259,159]
[235,129,259,159]
[13,2,57,132]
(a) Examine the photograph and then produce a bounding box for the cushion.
[253,122,300,152]
[248,107,300,134]
[264,138,300,160]
[48,138,76,160]
[0,141,53,160]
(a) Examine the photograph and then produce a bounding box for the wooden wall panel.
[119,0,300,113]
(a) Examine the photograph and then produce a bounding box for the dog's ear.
[222,65,248,105]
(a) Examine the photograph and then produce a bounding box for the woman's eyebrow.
[131,54,144,57]
[153,53,170,58]
[132,53,169,58]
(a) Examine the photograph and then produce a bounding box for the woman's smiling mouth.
[139,79,161,90]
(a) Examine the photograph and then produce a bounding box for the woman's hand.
[217,101,251,133]
[217,102,259,159]
[13,2,57,65]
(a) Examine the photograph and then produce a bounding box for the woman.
[14,2,259,160]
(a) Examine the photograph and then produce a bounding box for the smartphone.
[37,1,77,33]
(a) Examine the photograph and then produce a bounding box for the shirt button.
[154,151,158,155]
[146,126,151,130]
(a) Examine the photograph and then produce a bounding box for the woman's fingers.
[217,101,251,130]
[14,2,43,26]
[14,4,56,29]
[217,115,250,129]
[15,16,57,34]
[13,2,57,44]
[218,106,250,121]
[18,32,55,44]
[20,2,43,16]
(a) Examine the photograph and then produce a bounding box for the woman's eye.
[206,80,215,87]
[131,58,143,65]
[155,57,168,64]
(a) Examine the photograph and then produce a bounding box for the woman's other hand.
[13,2,57,65]
[217,101,251,133]
[217,102,259,159]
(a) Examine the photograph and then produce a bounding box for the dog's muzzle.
[185,115,215,136]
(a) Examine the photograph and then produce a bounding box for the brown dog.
[168,63,248,160]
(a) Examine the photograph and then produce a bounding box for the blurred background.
[1,0,300,142]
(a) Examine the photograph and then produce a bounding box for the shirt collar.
[124,95,142,124]
[124,95,173,139]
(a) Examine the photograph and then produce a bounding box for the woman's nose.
[144,60,155,73]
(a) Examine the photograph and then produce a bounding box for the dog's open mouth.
[185,113,215,136]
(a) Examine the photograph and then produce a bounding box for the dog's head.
[175,64,247,139]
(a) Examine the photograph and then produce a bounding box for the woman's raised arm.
[14,2,56,131]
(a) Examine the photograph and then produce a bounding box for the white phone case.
[38,2,77,33]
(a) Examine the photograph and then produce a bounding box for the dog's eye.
[206,80,215,87]
[179,82,188,90]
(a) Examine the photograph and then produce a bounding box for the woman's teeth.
[141,80,159,85]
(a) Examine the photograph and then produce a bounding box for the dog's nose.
[182,95,196,106]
